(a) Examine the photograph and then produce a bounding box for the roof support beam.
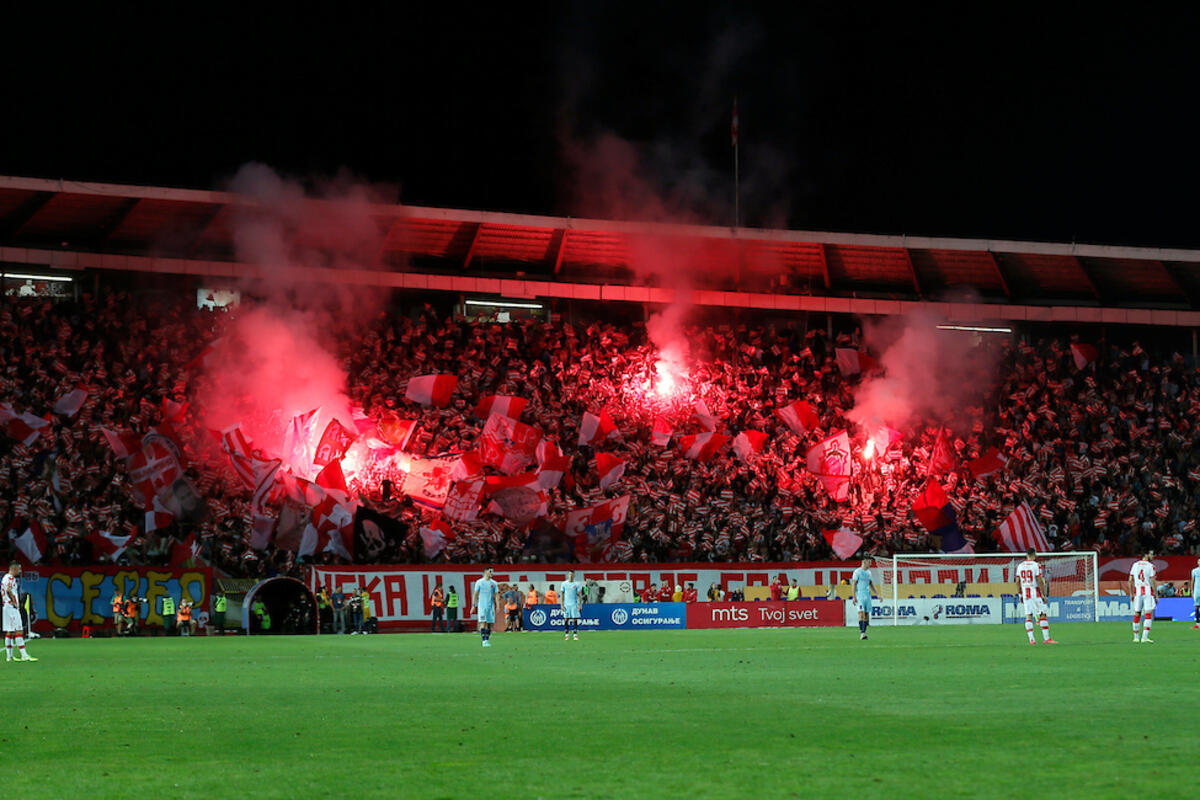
[986,251,1013,300]
[817,242,832,290]
[87,198,141,247]
[550,228,569,275]
[0,191,54,240]
[1074,256,1105,302]
[376,217,401,266]
[1158,260,1198,308]
[462,223,483,270]
[901,248,923,298]
[186,205,226,256]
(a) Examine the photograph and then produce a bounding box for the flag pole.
[732,96,740,229]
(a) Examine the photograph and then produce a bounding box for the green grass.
[6,623,1199,798]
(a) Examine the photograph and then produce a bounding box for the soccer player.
[3,563,37,662]
[1129,551,1158,643]
[1015,548,1057,645]
[851,558,877,640]
[560,569,583,641]
[1191,558,1200,630]
[470,568,499,648]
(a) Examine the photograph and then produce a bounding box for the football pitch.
[6,623,1198,798]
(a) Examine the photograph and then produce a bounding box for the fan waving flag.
[966,447,1008,479]
[678,432,728,462]
[693,400,719,431]
[823,526,863,560]
[651,416,673,446]
[1070,343,1099,370]
[479,414,541,475]
[835,348,879,376]
[912,480,972,553]
[776,399,820,435]
[928,427,957,474]
[53,385,90,418]
[9,520,48,564]
[401,456,459,510]
[995,502,1050,553]
[88,530,133,561]
[474,395,527,420]
[406,374,458,407]
[377,412,417,450]
[578,409,619,446]
[595,452,627,490]
[567,495,631,562]
[313,419,356,467]
[806,430,853,502]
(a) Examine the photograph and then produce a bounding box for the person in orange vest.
[430,582,446,633]
[544,585,558,605]
[111,590,125,635]
[526,586,539,607]
[177,599,194,636]
[123,596,139,636]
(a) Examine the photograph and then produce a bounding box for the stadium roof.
[4,174,1200,327]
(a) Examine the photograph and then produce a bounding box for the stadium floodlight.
[465,299,543,309]
[870,551,1099,625]
[935,324,1012,334]
[2,272,74,282]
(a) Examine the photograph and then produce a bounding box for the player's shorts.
[1021,596,1048,617]
[477,604,495,625]
[563,604,581,620]
[1131,594,1156,614]
[2,606,21,632]
[855,594,872,614]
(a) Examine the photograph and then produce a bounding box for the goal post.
[869,551,1099,625]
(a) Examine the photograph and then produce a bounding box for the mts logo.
[711,607,748,622]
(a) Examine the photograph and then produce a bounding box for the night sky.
[3,5,1198,247]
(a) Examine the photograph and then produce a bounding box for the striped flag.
[995,502,1050,553]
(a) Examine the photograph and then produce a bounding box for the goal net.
[868,552,1098,625]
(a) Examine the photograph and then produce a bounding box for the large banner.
[522,603,686,632]
[1001,596,1098,624]
[845,597,1003,626]
[687,601,844,629]
[19,565,211,633]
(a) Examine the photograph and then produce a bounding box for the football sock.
[14,635,25,653]
[1039,619,1050,641]
[4,634,11,659]
[1141,618,1152,638]
[1024,620,1035,642]
[1132,614,1141,635]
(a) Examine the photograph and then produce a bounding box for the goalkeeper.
[851,558,878,641]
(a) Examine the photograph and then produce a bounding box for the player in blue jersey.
[560,569,584,641]
[1192,557,1200,630]
[851,558,878,641]
[471,568,499,647]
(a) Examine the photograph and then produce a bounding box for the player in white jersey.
[1014,548,1057,644]
[3,563,37,662]
[1191,558,1200,630]
[1128,551,1158,643]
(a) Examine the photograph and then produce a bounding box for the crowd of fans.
[1,289,1198,578]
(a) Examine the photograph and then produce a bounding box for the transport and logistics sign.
[845,597,1003,626]
[687,601,843,629]
[17,566,211,633]
[522,603,686,631]
[1001,596,1098,624]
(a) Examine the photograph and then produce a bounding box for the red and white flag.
[595,452,627,490]
[377,413,417,450]
[419,516,456,558]
[0,403,51,446]
[305,494,355,559]
[88,530,133,560]
[776,399,820,435]
[169,532,203,566]
[485,480,548,525]
[315,459,349,495]
[9,520,48,564]
[578,409,619,446]
[144,494,175,534]
[479,414,541,475]
[651,416,673,446]
[444,478,486,522]
[1070,343,1099,370]
[995,502,1050,553]
[823,526,863,560]
[474,395,527,420]
[806,430,853,502]
[693,400,719,431]
[534,439,571,491]
[732,430,767,462]
[928,427,957,474]
[966,447,1008,479]
[566,495,631,562]
[101,427,140,459]
[401,456,459,510]
[313,419,356,467]
[406,374,458,407]
[161,397,189,423]
[835,348,879,376]
[678,432,728,461]
[283,408,319,469]
[53,386,90,418]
